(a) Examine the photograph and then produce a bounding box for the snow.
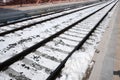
[57,47,95,80]
[25,53,60,70]
[56,1,117,80]
[0,1,110,34]
[0,2,109,62]
[37,46,67,62]
[54,37,79,47]
[9,61,49,80]
[56,31,103,80]
[60,34,83,42]
[0,0,116,79]
[45,41,74,52]
[64,32,86,38]
[0,72,15,80]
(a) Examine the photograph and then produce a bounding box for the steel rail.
[0,2,104,36]
[0,0,115,72]
[46,1,118,80]
[0,1,100,27]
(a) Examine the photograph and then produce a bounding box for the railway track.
[0,1,104,36]
[0,0,118,80]
[0,1,99,26]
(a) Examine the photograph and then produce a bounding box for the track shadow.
[113,70,120,77]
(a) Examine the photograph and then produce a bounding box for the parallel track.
[0,1,104,36]
[0,0,118,80]
[0,1,99,26]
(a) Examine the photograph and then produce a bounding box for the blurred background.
[0,0,82,6]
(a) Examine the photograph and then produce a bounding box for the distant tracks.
[0,2,102,36]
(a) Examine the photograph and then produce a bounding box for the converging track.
[0,1,103,36]
[0,0,118,80]
[0,1,99,26]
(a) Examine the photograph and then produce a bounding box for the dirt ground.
[113,1,120,79]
